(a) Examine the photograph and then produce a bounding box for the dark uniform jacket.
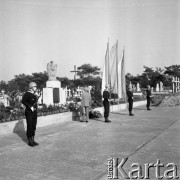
[127,90,133,101]
[146,89,151,99]
[103,90,110,101]
[22,91,38,111]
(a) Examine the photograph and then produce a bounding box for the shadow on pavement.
[133,107,146,110]
[111,112,128,115]
[89,118,105,122]
[13,120,27,143]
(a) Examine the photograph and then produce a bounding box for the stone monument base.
[43,80,66,105]
[43,88,54,105]
[46,80,61,88]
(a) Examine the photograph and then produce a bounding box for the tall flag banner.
[118,58,122,98]
[101,42,109,95]
[120,48,126,100]
[102,41,126,102]
[109,41,119,93]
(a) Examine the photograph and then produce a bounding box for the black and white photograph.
[0,0,179,179]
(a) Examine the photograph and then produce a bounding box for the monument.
[151,87,154,93]
[46,61,60,88]
[136,83,140,92]
[129,81,132,89]
[172,76,180,93]
[43,61,66,105]
[156,83,160,92]
[133,83,143,95]
[160,81,163,91]
[0,90,10,107]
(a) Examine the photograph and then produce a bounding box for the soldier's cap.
[29,82,37,89]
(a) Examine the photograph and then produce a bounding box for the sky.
[0,0,179,82]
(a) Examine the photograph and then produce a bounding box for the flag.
[120,48,126,100]
[109,41,119,93]
[118,58,122,98]
[101,42,109,95]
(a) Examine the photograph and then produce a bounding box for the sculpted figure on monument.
[47,61,57,81]
[160,81,163,91]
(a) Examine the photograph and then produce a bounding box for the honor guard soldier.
[127,86,134,116]
[103,85,111,123]
[146,85,152,110]
[22,82,39,147]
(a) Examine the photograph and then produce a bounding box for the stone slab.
[46,80,61,88]
[42,87,54,105]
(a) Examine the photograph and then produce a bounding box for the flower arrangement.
[68,102,102,120]
[68,102,83,121]
[89,109,102,119]
[0,104,69,123]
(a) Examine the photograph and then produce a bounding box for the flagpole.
[123,47,128,110]
[108,38,112,113]
[116,40,119,111]
[108,37,110,86]
[101,39,109,96]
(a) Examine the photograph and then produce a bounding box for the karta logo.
[107,158,179,179]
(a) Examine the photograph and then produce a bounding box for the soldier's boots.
[105,118,111,123]
[32,136,39,146]
[28,137,39,147]
[129,112,134,116]
[28,137,35,147]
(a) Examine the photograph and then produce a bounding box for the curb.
[0,100,147,136]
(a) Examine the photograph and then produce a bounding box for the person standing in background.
[81,87,91,123]
[127,86,134,116]
[146,85,152,110]
[103,85,111,123]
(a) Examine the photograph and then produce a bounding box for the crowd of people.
[22,82,152,147]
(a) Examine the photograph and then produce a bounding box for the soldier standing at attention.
[127,86,134,116]
[146,85,152,110]
[103,85,111,123]
[22,82,39,147]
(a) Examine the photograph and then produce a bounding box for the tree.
[32,72,48,90]
[77,64,101,78]
[7,80,19,93]
[0,81,8,92]
[131,65,173,89]
[143,66,154,74]
[57,77,73,88]
[72,64,102,88]
[75,63,102,100]
[139,66,166,88]
[4,72,48,94]
[11,74,33,92]
[164,65,180,78]
[125,73,133,88]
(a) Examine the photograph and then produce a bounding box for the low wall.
[0,112,72,136]
[95,100,146,113]
[0,100,146,136]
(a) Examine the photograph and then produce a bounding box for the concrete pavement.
[0,105,179,180]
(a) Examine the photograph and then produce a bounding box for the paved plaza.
[0,105,179,180]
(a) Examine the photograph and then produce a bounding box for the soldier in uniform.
[103,85,111,123]
[21,82,39,147]
[146,85,152,110]
[127,86,134,116]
